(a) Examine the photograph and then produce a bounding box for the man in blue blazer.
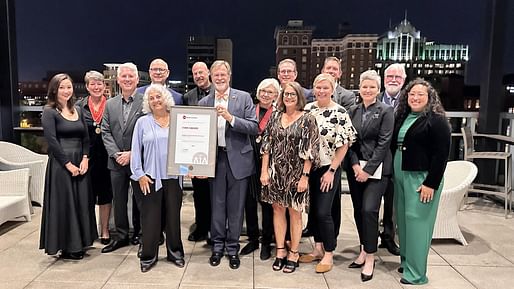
[198,60,258,269]
[136,58,183,105]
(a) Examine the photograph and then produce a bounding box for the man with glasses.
[377,63,406,256]
[137,58,183,105]
[198,60,258,269]
[277,58,312,102]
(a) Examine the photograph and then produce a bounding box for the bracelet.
[302,172,310,177]
[328,167,336,173]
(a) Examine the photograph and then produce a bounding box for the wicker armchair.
[433,161,478,245]
[0,141,48,206]
[0,168,31,226]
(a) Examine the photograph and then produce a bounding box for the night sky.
[14,0,514,91]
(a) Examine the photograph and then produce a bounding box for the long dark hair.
[46,73,75,112]
[394,78,445,130]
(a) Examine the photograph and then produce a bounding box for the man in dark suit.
[198,60,258,269]
[322,56,355,110]
[136,58,183,105]
[183,61,213,243]
[101,62,144,253]
[377,63,406,256]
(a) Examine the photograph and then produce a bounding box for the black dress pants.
[244,188,274,244]
[110,167,141,240]
[134,178,184,261]
[347,172,388,253]
[381,178,396,242]
[310,166,341,252]
[192,177,211,235]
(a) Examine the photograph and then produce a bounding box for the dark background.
[15,0,514,91]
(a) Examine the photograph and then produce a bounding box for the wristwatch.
[328,167,336,173]
[302,172,310,177]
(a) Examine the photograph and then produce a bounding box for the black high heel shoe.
[272,247,287,271]
[360,260,375,282]
[100,237,111,245]
[283,250,299,273]
[348,261,364,268]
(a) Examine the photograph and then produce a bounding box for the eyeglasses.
[283,92,297,98]
[150,68,168,73]
[279,69,295,75]
[260,89,276,96]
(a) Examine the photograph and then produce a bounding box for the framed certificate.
[167,106,217,177]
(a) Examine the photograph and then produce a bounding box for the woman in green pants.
[391,78,450,285]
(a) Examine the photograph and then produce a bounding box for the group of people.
[38,56,450,285]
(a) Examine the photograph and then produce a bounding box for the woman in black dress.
[76,71,113,245]
[39,73,98,259]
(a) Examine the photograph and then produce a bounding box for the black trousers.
[347,171,388,253]
[381,178,396,241]
[133,178,184,261]
[244,188,274,245]
[192,177,211,235]
[310,165,341,252]
[110,167,141,240]
[305,177,342,240]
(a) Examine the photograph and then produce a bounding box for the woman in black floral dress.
[260,81,319,273]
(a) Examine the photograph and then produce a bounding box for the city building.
[185,36,233,90]
[274,20,314,87]
[375,18,469,81]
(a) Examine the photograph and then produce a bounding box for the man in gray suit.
[198,60,258,269]
[377,63,406,256]
[101,62,144,253]
[322,56,355,111]
[183,62,213,243]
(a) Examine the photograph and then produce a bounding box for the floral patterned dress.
[260,111,319,211]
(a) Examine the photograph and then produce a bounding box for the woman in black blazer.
[345,70,394,282]
[392,78,450,285]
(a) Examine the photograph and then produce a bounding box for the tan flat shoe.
[299,254,322,263]
[315,263,333,273]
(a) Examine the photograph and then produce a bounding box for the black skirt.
[39,138,98,255]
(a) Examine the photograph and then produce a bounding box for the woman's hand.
[320,171,335,192]
[297,175,309,192]
[260,170,270,187]
[352,164,369,182]
[65,162,80,177]
[417,184,434,203]
[79,157,89,175]
[139,175,154,195]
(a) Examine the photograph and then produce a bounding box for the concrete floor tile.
[35,253,125,282]
[104,283,178,289]
[254,259,328,289]
[180,255,253,288]
[455,265,514,289]
[432,240,512,266]
[25,281,104,289]
[0,247,56,281]
[402,265,482,289]
[0,280,32,289]
[323,259,403,289]
[108,255,185,285]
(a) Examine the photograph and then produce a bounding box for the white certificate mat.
[168,106,217,177]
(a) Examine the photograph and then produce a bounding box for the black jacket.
[346,101,394,176]
[391,113,451,190]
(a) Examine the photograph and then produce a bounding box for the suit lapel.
[115,95,125,132]
[361,104,380,135]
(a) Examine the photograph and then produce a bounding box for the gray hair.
[384,63,406,78]
[84,70,104,85]
[323,56,341,70]
[313,73,336,95]
[256,78,280,95]
[278,58,297,72]
[142,84,174,113]
[359,70,382,91]
[210,60,231,76]
[117,62,139,78]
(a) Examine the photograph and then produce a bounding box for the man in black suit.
[377,63,406,256]
[183,61,213,243]
[101,62,144,253]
